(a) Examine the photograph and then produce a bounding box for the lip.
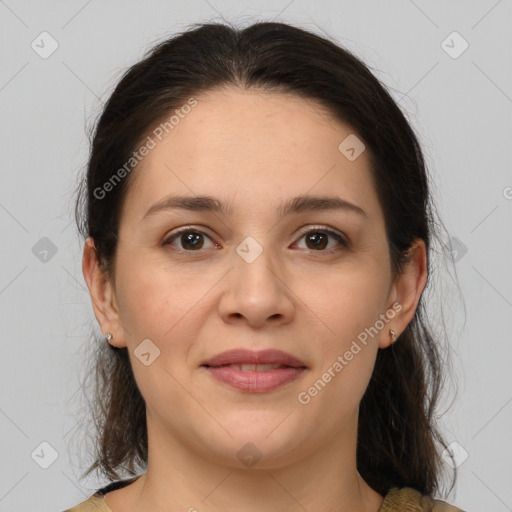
[204,366,306,392]
[200,349,308,393]
[201,348,306,368]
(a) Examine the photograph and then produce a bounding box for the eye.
[162,225,348,253]
[293,226,348,252]
[162,228,219,252]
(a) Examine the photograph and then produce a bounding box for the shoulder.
[61,492,109,512]
[61,473,142,512]
[380,487,466,512]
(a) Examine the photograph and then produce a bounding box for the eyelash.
[162,225,348,255]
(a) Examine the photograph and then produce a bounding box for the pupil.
[307,232,327,250]
[183,232,203,250]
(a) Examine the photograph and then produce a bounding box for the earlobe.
[379,238,428,349]
[82,237,126,347]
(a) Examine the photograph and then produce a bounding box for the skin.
[83,87,427,512]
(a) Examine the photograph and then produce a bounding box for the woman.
[65,21,465,512]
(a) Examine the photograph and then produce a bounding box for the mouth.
[200,349,307,393]
[205,363,295,372]
[200,348,307,368]
[202,365,307,392]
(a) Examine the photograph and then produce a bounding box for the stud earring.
[106,332,113,343]
[390,329,397,343]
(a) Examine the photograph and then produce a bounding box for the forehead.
[121,88,381,223]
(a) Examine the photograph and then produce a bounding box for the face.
[87,88,416,469]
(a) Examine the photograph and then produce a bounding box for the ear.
[82,237,127,348]
[379,238,428,349]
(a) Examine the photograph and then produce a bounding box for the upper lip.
[201,349,307,368]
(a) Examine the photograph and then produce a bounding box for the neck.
[121,414,384,512]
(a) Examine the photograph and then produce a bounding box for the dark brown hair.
[73,20,459,498]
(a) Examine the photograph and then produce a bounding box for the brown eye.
[295,228,347,252]
[163,229,216,251]
[305,232,328,250]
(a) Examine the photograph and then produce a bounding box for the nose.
[217,243,295,328]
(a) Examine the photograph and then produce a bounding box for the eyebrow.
[142,193,367,222]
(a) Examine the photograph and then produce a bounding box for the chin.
[197,423,308,469]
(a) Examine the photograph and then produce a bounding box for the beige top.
[62,474,466,512]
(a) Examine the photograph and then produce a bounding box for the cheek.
[113,258,210,400]
[114,252,210,338]
[299,264,388,345]
[293,262,387,400]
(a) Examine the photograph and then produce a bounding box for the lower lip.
[203,366,306,392]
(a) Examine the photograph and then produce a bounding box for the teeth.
[226,363,283,372]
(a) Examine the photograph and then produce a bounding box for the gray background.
[1,1,511,511]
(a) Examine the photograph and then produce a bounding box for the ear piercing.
[104,330,399,345]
